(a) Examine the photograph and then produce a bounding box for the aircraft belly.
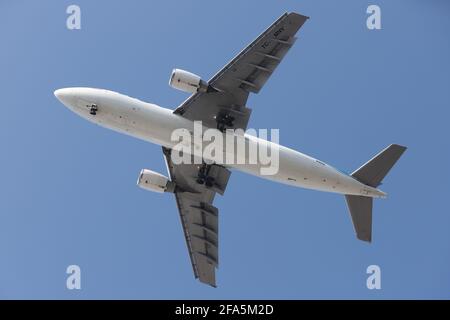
[92,98,371,197]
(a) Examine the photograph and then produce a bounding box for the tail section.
[346,144,407,242]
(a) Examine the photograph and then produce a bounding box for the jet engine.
[137,169,174,193]
[169,69,209,93]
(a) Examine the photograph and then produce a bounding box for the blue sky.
[0,0,449,299]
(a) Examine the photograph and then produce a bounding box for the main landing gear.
[215,112,235,132]
[196,163,215,187]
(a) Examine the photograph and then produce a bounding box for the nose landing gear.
[88,104,98,115]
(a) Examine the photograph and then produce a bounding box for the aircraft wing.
[173,12,309,130]
[162,147,231,287]
[164,12,308,286]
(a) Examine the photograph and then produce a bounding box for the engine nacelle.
[169,69,209,93]
[137,169,174,193]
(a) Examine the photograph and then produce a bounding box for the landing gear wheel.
[215,112,235,132]
[205,176,214,187]
[89,104,98,115]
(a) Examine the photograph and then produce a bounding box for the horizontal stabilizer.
[345,195,373,242]
[351,144,407,187]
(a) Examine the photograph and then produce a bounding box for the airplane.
[54,12,406,287]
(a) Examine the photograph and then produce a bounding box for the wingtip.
[287,11,310,20]
[391,143,408,151]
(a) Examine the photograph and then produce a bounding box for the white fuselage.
[54,87,386,198]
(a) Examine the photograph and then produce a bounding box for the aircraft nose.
[54,88,78,108]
